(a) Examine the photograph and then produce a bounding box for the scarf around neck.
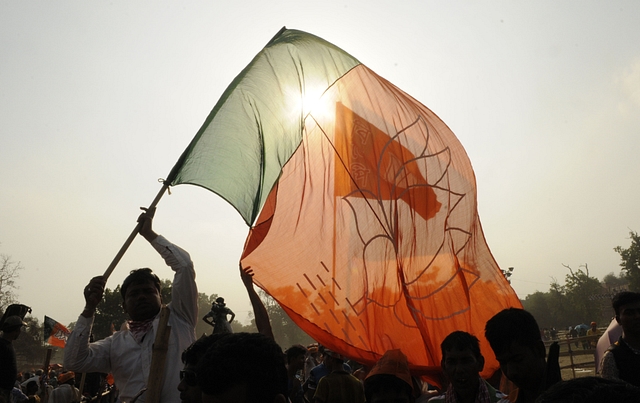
[128,318,154,343]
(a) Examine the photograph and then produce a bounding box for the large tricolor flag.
[165,28,521,383]
[44,316,70,348]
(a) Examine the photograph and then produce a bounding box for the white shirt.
[63,235,198,403]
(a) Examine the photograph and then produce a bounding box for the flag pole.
[102,182,170,281]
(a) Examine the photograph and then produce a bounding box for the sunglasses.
[179,370,198,387]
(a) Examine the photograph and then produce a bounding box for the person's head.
[590,321,597,330]
[440,331,484,400]
[485,308,546,393]
[0,315,28,340]
[22,378,39,396]
[178,334,226,403]
[58,371,75,385]
[196,332,288,403]
[364,349,414,403]
[215,297,225,306]
[323,349,345,372]
[612,291,640,338]
[536,376,640,403]
[120,268,162,321]
[285,344,307,371]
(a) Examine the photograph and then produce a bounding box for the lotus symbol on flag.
[165,27,522,384]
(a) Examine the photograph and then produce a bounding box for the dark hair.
[182,333,226,365]
[120,268,161,299]
[196,332,287,402]
[440,331,482,361]
[485,308,541,355]
[612,291,640,317]
[285,344,307,363]
[364,374,414,403]
[536,376,640,403]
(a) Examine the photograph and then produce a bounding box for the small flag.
[44,316,70,348]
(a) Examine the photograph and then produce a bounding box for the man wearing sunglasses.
[179,334,224,403]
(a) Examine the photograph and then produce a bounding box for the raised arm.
[64,276,112,374]
[240,264,274,340]
[139,208,198,327]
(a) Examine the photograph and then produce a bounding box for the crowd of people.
[2,209,640,403]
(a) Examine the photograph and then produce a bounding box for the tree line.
[2,230,639,367]
[521,230,640,329]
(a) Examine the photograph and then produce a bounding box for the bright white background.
[1,1,639,327]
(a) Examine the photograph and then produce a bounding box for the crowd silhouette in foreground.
[2,210,640,403]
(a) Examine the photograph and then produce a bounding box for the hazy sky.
[1,1,639,328]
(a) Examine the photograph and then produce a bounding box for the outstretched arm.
[240,264,274,340]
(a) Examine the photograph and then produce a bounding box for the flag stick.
[102,182,169,281]
[78,372,87,398]
[41,348,52,403]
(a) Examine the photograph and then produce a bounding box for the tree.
[614,231,640,292]
[562,264,604,324]
[522,291,554,328]
[13,316,49,369]
[0,251,23,311]
[91,278,225,340]
[602,272,628,291]
[257,290,314,348]
[93,285,128,340]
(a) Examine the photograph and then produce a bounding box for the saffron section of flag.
[44,316,70,348]
[167,27,522,386]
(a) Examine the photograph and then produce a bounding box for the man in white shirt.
[64,208,198,403]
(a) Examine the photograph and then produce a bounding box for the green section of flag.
[168,28,360,225]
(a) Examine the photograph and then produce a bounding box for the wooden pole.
[102,182,169,281]
[41,348,52,403]
[144,305,172,403]
[78,372,87,399]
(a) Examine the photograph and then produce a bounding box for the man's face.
[178,364,201,403]
[617,301,640,336]
[442,347,483,398]
[122,281,162,321]
[290,353,306,372]
[495,340,545,392]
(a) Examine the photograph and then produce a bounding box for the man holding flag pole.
[64,207,198,403]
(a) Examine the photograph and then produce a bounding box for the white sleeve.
[151,235,198,327]
[63,315,113,374]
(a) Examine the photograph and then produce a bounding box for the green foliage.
[562,264,603,323]
[614,231,640,292]
[12,316,49,370]
[91,279,225,340]
[602,272,628,289]
[93,285,128,340]
[523,264,617,329]
[88,277,363,350]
